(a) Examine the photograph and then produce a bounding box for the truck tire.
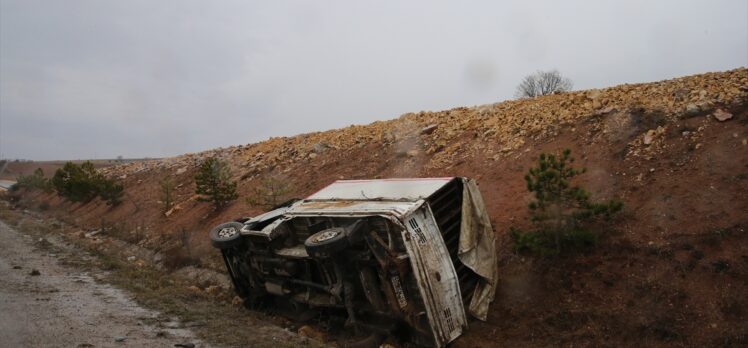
[304,227,349,258]
[210,222,244,249]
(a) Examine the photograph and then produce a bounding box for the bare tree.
[515,70,573,98]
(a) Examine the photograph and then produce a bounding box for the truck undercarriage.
[210,178,497,347]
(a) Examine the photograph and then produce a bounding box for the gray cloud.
[1,0,746,160]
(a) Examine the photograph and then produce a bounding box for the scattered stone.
[205,285,222,296]
[29,269,40,276]
[713,109,733,121]
[695,143,703,150]
[85,229,101,238]
[126,256,136,262]
[297,325,328,342]
[164,321,181,329]
[187,285,201,293]
[175,167,188,175]
[643,130,657,145]
[164,205,182,217]
[231,295,244,306]
[685,103,701,116]
[406,150,420,157]
[312,142,329,153]
[114,336,127,342]
[308,152,318,159]
[420,124,438,135]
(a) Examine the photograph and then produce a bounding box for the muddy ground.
[0,220,208,347]
[0,207,324,348]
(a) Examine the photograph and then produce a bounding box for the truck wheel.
[304,227,348,258]
[210,222,244,249]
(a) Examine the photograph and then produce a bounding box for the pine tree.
[194,157,237,209]
[510,149,623,255]
[51,161,124,205]
[160,177,176,211]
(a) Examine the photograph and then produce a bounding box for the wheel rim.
[311,230,340,243]
[218,226,238,239]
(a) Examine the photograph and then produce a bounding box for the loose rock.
[713,109,733,122]
[297,325,327,342]
[643,130,657,145]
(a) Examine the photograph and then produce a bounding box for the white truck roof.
[306,178,455,201]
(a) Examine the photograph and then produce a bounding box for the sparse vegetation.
[245,175,294,209]
[98,179,124,206]
[14,168,53,192]
[515,70,573,98]
[194,157,237,209]
[159,177,176,212]
[510,149,623,255]
[51,161,124,205]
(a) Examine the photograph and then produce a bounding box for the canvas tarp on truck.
[458,178,498,320]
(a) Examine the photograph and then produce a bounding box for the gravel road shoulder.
[0,220,208,347]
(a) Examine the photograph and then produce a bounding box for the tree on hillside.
[51,161,124,205]
[515,70,573,98]
[160,177,176,212]
[15,168,53,193]
[194,157,238,209]
[98,179,124,206]
[510,149,623,255]
[52,162,101,202]
[245,175,294,209]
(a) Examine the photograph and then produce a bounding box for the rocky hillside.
[103,68,746,179]
[14,67,748,347]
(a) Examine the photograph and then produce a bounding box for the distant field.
[0,159,151,180]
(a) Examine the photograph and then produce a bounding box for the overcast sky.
[1,0,746,160]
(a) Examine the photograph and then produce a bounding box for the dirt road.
[0,220,209,348]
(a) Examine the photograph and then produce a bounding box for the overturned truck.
[209,177,497,347]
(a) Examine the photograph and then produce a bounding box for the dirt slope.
[11,67,748,347]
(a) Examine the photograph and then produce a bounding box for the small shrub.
[194,157,237,209]
[98,179,124,206]
[510,149,623,255]
[52,162,99,202]
[15,168,53,193]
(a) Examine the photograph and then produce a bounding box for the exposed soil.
[6,68,748,347]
